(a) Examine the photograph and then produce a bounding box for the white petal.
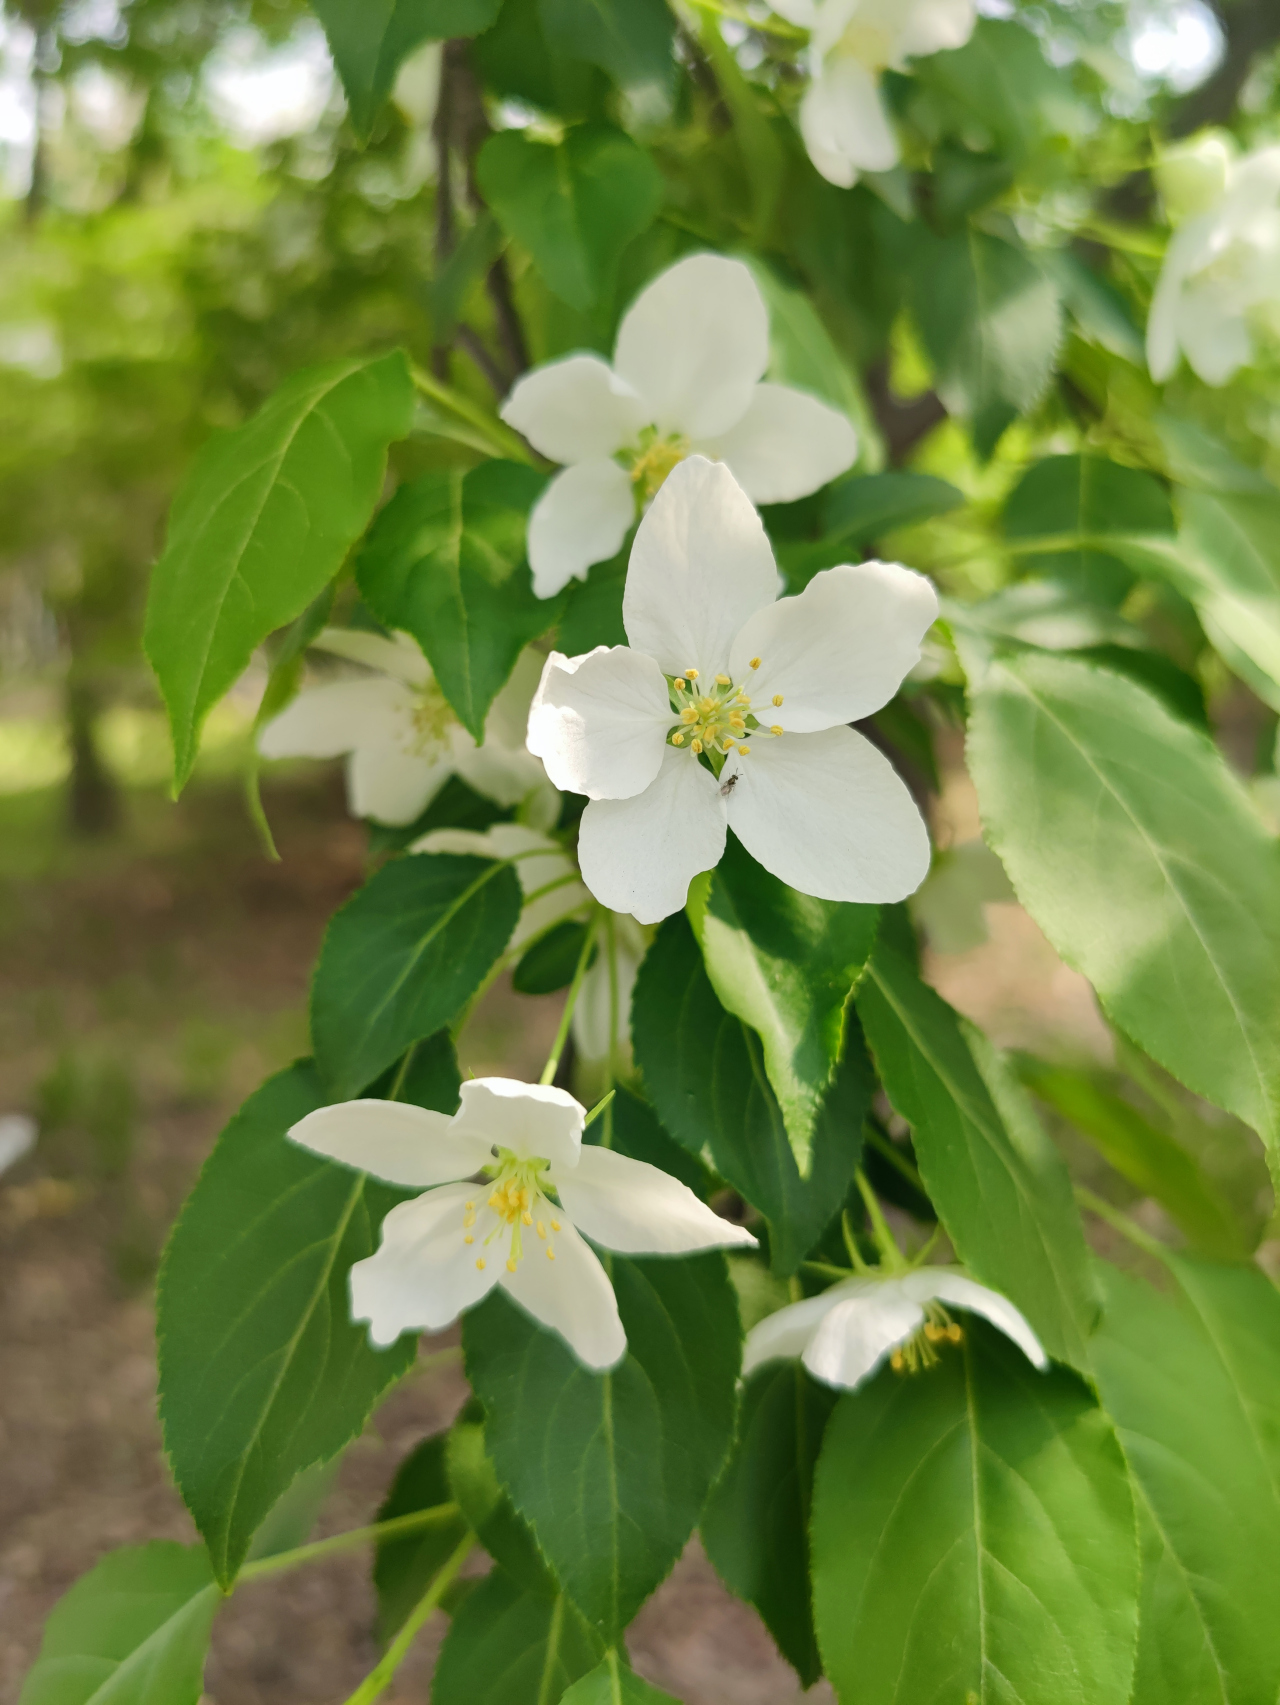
[257,678,408,760]
[485,647,550,750]
[577,748,727,924]
[1177,288,1253,386]
[288,1100,489,1188]
[501,355,647,464]
[741,1287,849,1377]
[557,1145,758,1254]
[725,725,930,903]
[612,254,769,440]
[729,561,939,731]
[500,1215,625,1370]
[800,62,899,187]
[350,1183,500,1346]
[902,1268,1048,1369]
[897,0,977,59]
[623,457,779,679]
[527,460,636,600]
[572,924,641,1065]
[803,1289,925,1389]
[310,627,431,685]
[769,0,820,24]
[526,646,671,801]
[347,742,451,826]
[0,1113,36,1174]
[451,1077,586,1171]
[698,383,857,505]
[451,725,547,808]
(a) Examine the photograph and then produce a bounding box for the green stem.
[341,1532,474,1705]
[238,1502,462,1586]
[1075,1184,1170,1261]
[841,1208,872,1275]
[803,1259,854,1282]
[863,1122,926,1196]
[688,0,806,39]
[855,1170,906,1272]
[583,1088,615,1130]
[540,913,599,1085]
[409,363,535,463]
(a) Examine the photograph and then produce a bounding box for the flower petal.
[500,1215,626,1370]
[527,460,636,599]
[725,725,931,903]
[800,61,899,188]
[613,254,769,440]
[623,457,779,679]
[729,560,939,730]
[572,917,643,1065]
[897,0,977,59]
[1177,285,1253,386]
[741,1287,850,1376]
[257,677,408,760]
[350,1183,500,1347]
[500,354,647,464]
[452,1077,586,1171]
[902,1268,1048,1369]
[697,383,857,505]
[557,1145,758,1254]
[526,646,671,801]
[802,1289,924,1389]
[347,742,451,826]
[451,725,547,807]
[288,1099,488,1188]
[578,748,728,924]
[485,647,549,750]
[310,627,431,685]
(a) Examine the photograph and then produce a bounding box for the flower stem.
[341,1532,474,1705]
[540,913,599,1086]
[841,1209,872,1274]
[803,1258,854,1282]
[855,1170,906,1272]
[409,363,535,463]
[237,1502,462,1586]
[583,1088,615,1130]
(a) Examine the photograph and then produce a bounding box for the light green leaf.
[144,352,413,792]
[310,853,521,1101]
[560,1653,681,1705]
[1131,1489,1228,1705]
[811,1322,1138,1705]
[431,1569,605,1705]
[476,125,664,312]
[857,944,1099,1370]
[688,839,877,1173]
[19,1544,219,1705]
[538,0,674,97]
[1173,488,1280,705]
[913,19,1087,162]
[462,1253,740,1638]
[373,1434,471,1643]
[966,649,1280,1166]
[356,461,552,742]
[1004,454,1173,542]
[780,470,964,589]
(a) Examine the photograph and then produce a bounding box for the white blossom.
[772,0,976,189]
[0,1114,36,1176]
[290,1077,756,1369]
[743,1266,1046,1391]
[526,457,936,925]
[410,822,589,950]
[500,253,858,599]
[257,630,553,827]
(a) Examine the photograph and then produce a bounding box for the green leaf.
[857,944,1099,1370]
[1172,488,1280,706]
[743,256,872,443]
[471,0,605,119]
[356,462,553,742]
[688,838,878,1173]
[144,352,413,792]
[157,1062,430,1585]
[1039,248,1145,362]
[700,1363,837,1687]
[373,1434,471,1643]
[558,542,630,653]
[780,471,964,590]
[604,1083,715,1199]
[431,1569,605,1705]
[965,649,1280,1167]
[811,1322,1138,1705]
[476,125,664,312]
[538,0,674,97]
[1093,1256,1280,1704]
[446,1409,559,1595]
[513,919,593,995]
[310,0,503,141]
[1003,452,1173,605]
[632,915,870,1275]
[463,1252,740,1638]
[1130,1489,1228,1705]
[912,19,1086,163]
[19,1543,219,1705]
[310,852,521,1101]
[560,1654,681,1705]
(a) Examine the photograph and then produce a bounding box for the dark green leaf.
[603,1084,714,1199]
[779,472,964,590]
[366,774,511,856]
[811,1321,1138,1705]
[472,0,606,118]
[431,1569,605,1705]
[145,352,413,791]
[1040,247,1145,362]
[310,853,521,1101]
[1004,453,1173,608]
[912,20,1086,164]
[558,543,629,653]
[356,461,552,742]
[446,1410,558,1595]
[857,944,1099,1369]
[560,1655,681,1705]
[463,1253,740,1638]
[513,919,593,996]
[476,125,664,312]
[538,0,674,97]
[157,1064,422,1586]
[18,1543,219,1705]
[373,1434,471,1643]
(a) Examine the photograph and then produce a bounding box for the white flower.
[773,0,976,189]
[257,630,553,827]
[289,1077,756,1369]
[526,456,937,925]
[410,822,589,950]
[500,253,858,599]
[0,1114,36,1176]
[743,1266,1046,1391]
[573,913,647,1069]
[1148,141,1280,387]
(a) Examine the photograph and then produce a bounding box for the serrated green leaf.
[432,1569,605,1705]
[446,1411,558,1596]
[373,1434,471,1644]
[604,1083,715,1199]
[157,1063,429,1586]
[1130,1489,1228,1705]
[688,838,877,1173]
[632,915,870,1275]
[476,125,664,312]
[965,649,1280,1167]
[780,471,964,589]
[538,0,674,96]
[463,1253,740,1638]
[857,944,1099,1370]
[560,1654,681,1705]
[356,462,552,742]
[310,853,521,1101]
[19,1543,219,1705]
[144,352,413,791]
[811,1322,1138,1705]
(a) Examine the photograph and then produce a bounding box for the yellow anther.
[686,667,699,679]
[488,1193,501,1210]
[537,1221,546,1238]
[715,673,731,685]
[729,715,745,729]
[674,677,686,690]
[772,694,783,706]
[465,1200,475,1211]
[476,1257,486,1270]
[546,1248,555,1260]
[464,1234,474,1245]
[551,1219,561,1232]
[891,1349,904,1371]
[680,707,697,723]
[507,1257,518,1272]
[749,657,761,669]
[948,1323,963,1343]
[737,744,751,755]
[672,733,685,746]
[770,724,783,736]
[691,738,703,754]
[522,1211,533,1226]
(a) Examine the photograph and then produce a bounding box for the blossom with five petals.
[257,630,553,827]
[526,456,937,925]
[289,1077,756,1369]
[743,1267,1046,1391]
[500,253,858,598]
[772,0,976,189]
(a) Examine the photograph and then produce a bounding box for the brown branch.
[863,359,948,467]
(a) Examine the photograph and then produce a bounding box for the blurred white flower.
[0,1114,36,1175]
[258,630,553,826]
[411,823,588,949]
[772,0,976,189]
[501,253,858,598]
[290,1077,756,1368]
[573,914,647,1070]
[527,457,936,924]
[743,1266,1046,1390]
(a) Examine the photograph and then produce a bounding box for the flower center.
[625,430,690,502]
[462,1149,561,1274]
[666,659,785,770]
[834,15,897,72]
[410,678,457,753]
[889,1304,964,1375]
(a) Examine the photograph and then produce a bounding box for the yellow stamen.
[547,1247,556,1260]
[464,1234,474,1245]
[737,744,751,755]
[537,1221,546,1238]
[476,1257,486,1270]
[686,667,699,679]
[691,738,703,754]
[948,1323,963,1343]
[522,1211,533,1226]
[891,1349,904,1371]
[672,733,685,746]
[507,1257,518,1272]
[749,657,761,669]
[674,677,686,690]
[680,707,697,723]
[772,694,783,706]
[465,1200,475,1210]
[551,1219,561,1232]
[770,725,783,736]
[715,673,731,685]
